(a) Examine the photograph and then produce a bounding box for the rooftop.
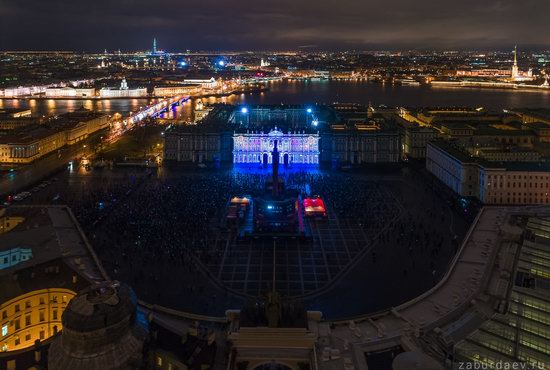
[0,206,106,302]
[316,206,550,369]
[429,140,550,172]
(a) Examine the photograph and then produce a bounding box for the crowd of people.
[21,165,459,312]
[77,170,401,293]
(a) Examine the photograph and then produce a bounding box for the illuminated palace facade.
[233,128,320,165]
[164,104,401,165]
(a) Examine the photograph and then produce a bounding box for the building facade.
[165,105,401,165]
[427,141,550,204]
[321,124,400,164]
[153,85,201,97]
[0,247,32,270]
[182,77,218,89]
[164,126,233,163]
[233,128,320,165]
[1,289,75,352]
[396,117,439,159]
[45,87,96,98]
[99,78,147,98]
[0,110,108,164]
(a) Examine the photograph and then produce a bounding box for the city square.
[16,158,472,318]
[1,6,550,368]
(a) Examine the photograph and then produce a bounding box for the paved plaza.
[17,164,473,318]
[208,185,403,298]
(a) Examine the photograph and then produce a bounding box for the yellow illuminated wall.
[0,288,75,352]
[0,217,24,235]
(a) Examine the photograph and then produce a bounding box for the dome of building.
[48,281,147,370]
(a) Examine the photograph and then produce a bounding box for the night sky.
[1,0,549,51]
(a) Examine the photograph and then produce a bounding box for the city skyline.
[1,0,550,51]
[1,3,550,368]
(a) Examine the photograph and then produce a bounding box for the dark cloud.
[0,0,549,51]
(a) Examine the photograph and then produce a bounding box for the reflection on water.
[1,80,550,118]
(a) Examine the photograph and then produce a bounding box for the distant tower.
[511,45,519,80]
[153,38,157,55]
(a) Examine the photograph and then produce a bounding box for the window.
[14,304,20,313]
[39,330,44,340]
[14,319,20,330]
[1,325,7,337]
[39,297,45,305]
[39,311,45,322]
[25,301,30,309]
[14,336,20,346]
[53,310,58,320]
[1,311,6,320]
[25,315,31,326]
[25,333,30,341]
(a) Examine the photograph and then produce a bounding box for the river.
[1,80,549,119]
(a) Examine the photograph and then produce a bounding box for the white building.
[3,87,32,98]
[233,128,320,165]
[182,77,218,89]
[153,85,201,97]
[45,87,96,98]
[99,78,147,98]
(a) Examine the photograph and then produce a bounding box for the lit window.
[1,325,7,337]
